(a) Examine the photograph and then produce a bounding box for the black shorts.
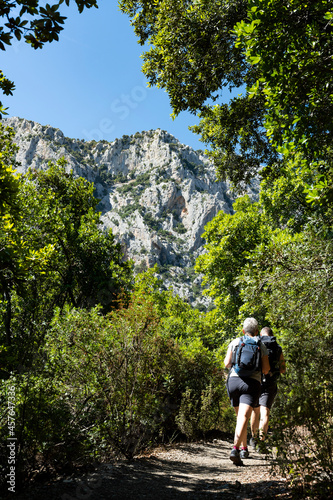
[226,375,261,408]
[254,382,278,410]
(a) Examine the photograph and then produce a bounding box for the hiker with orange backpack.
[250,327,286,449]
[224,318,270,466]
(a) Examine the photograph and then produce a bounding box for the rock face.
[3,117,260,309]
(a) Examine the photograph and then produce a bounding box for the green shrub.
[134,172,150,185]
[43,295,226,460]
[118,204,138,218]
[45,300,170,459]
[44,290,229,459]
[158,229,172,238]
[0,373,84,490]
[0,273,233,486]
[118,184,134,194]
[176,383,234,440]
[265,332,333,497]
[175,222,187,234]
[143,212,159,231]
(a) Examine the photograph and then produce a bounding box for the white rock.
[4,117,260,309]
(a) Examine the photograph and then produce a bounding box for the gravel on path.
[11,439,293,500]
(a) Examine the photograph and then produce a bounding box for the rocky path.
[14,439,293,500]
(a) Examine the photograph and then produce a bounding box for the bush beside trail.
[0,290,232,491]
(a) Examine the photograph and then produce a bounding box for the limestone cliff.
[3,117,260,309]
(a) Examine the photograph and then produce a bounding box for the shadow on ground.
[11,441,293,500]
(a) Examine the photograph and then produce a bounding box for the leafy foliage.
[0,124,20,215]
[0,282,230,488]
[1,1,333,492]
[119,0,279,184]
[176,384,234,440]
[239,227,333,493]
[120,0,333,196]
[0,124,55,351]
[195,195,270,336]
[233,0,333,204]
[0,156,133,373]
[191,93,280,185]
[20,160,133,310]
[235,0,333,162]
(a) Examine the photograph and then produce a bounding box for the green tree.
[24,160,133,307]
[234,0,333,203]
[0,125,20,347]
[238,226,333,493]
[1,159,133,370]
[120,0,333,189]
[235,0,333,163]
[0,0,98,116]
[120,0,279,184]
[0,124,20,215]
[0,124,53,350]
[195,195,270,336]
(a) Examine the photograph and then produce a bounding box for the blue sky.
[2,2,211,150]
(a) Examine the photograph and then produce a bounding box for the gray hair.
[243,317,259,335]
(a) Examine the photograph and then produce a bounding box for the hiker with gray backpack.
[224,318,270,466]
[250,327,286,449]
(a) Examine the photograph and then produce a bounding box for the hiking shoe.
[249,437,257,449]
[240,448,249,459]
[229,448,243,466]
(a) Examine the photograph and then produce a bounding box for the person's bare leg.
[234,403,252,448]
[234,406,248,447]
[251,407,260,439]
[259,406,270,439]
[235,406,249,449]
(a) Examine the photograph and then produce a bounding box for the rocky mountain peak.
[3,116,260,309]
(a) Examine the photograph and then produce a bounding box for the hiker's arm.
[279,352,286,374]
[224,347,233,369]
[262,355,270,375]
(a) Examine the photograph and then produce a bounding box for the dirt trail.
[14,439,293,500]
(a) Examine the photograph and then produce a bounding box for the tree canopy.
[235,0,333,161]
[120,0,333,188]
[0,153,133,370]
